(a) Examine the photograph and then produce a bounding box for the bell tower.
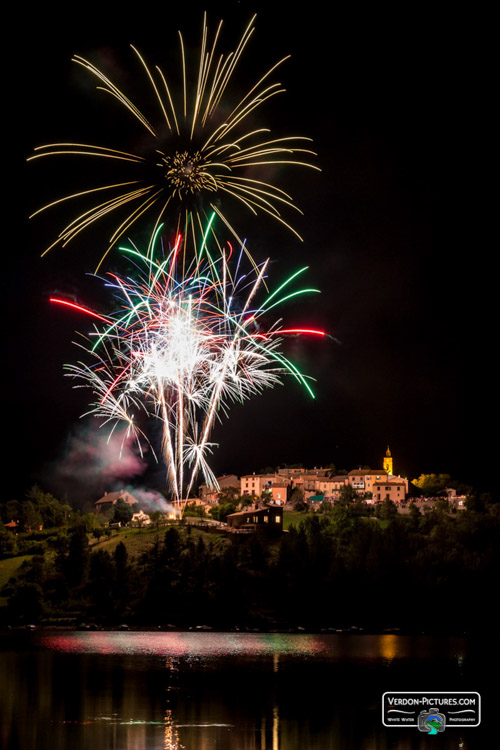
[383,446,393,475]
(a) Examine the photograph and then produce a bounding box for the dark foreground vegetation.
[1,486,499,633]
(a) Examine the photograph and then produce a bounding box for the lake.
[0,631,494,749]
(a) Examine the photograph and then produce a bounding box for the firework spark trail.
[29,14,319,270]
[54,229,324,509]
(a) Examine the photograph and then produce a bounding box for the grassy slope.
[90,523,230,559]
[283,510,308,530]
[0,555,34,591]
[0,555,35,606]
[0,514,304,596]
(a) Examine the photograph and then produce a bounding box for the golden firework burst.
[29,14,319,269]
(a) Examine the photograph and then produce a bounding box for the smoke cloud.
[121,487,176,515]
[44,421,148,505]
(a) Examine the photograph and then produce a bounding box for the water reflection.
[164,709,181,750]
[38,630,469,662]
[379,633,398,662]
[0,631,490,750]
[40,631,332,657]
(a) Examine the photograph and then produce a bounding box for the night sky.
[7,2,495,501]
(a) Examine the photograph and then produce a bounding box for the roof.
[199,474,239,490]
[95,490,138,506]
[308,475,346,483]
[348,469,387,477]
[308,495,325,503]
[240,473,278,480]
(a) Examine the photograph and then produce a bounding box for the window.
[275,516,281,523]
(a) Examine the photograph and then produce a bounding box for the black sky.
[6,1,495,499]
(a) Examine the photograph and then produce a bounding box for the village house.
[276,467,306,480]
[371,479,408,503]
[226,505,283,532]
[346,449,409,502]
[347,469,389,497]
[243,449,410,505]
[199,475,240,505]
[282,468,330,490]
[303,475,348,499]
[262,482,289,505]
[240,473,291,499]
[95,490,139,512]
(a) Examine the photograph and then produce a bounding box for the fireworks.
[29,14,319,270]
[54,227,324,507]
[31,17,326,507]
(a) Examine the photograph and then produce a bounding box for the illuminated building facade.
[240,473,291,499]
[227,505,283,531]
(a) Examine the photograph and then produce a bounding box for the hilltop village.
[92,448,466,533]
[1,448,495,631]
[201,446,408,506]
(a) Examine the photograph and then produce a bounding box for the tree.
[0,526,17,557]
[209,501,238,523]
[18,501,43,533]
[26,485,72,528]
[149,511,163,530]
[114,542,129,587]
[465,492,496,514]
[8,583,44,622]
[318,499,334,514]
[260,489,272,506]
[64,526,90,587]
[92,528,104,543]
[217,486,240,504]
[163,527,182,561]
[376,498,398,519]
[88,549,114,616]
[79,513,101,532]
[2,499,20,525]
[337,484,358,505]
[434,499,451,514]
[290,488,306,510]
[411,474,451,497]
[184,502,206,518]
[240,495,254,509]
[408,502,421,523]
[113,500,136,526]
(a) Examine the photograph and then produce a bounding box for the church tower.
[383,446,393,475]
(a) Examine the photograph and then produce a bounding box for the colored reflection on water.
[41,631,332,657]
[0,632,493,750]
[37,630,469,662]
